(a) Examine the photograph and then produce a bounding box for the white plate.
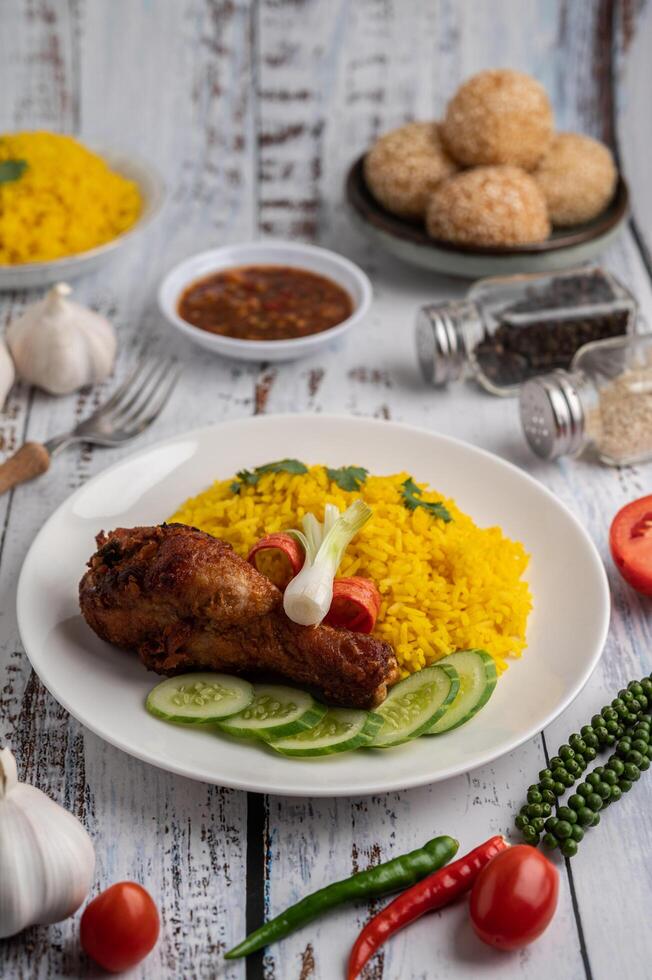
[17,415,610,797]
[0,149,164,290]
[158,241,372,362]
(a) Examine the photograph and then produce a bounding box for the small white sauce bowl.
[157,240,372,362]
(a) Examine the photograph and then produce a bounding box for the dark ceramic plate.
[345,154,629,277]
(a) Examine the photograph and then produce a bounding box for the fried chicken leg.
[79,524,399,708]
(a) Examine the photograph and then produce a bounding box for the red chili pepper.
[324,578,381,634]
[347,835,509,980]
[247,533,305,589]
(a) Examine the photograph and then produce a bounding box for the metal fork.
[0,356,181,495]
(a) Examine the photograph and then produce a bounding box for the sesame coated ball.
[425,166,551,247]
[442,69,554,170]
[364,122,458,219]
[533,133,617,226]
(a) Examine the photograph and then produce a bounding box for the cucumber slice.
[270,708,382,757]
[426,650,497,735]
[370,664,460,748]
[146,672,253,725]
[218,685,328,741]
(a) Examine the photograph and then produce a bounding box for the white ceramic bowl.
[0,149,165,291]
[346,155,629,279]
[157,241,373,362]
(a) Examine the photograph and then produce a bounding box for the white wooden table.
[1,2,652,978]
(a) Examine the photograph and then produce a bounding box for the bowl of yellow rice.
[0,132,164,289]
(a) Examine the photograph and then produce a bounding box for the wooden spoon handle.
[0,442,51,494]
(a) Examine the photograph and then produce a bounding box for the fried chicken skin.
[79,524,399,708]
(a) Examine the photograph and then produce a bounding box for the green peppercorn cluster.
[515,677,652,857]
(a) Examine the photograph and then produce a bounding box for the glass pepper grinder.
[416,266,637,396]
[519,333,652,466]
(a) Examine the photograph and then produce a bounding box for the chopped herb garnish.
[0,159,27,185]
[256,459,308,477]
[401,477,452,522]
[326,465,369,492]
[230,469,259,493]
[230,459,308,494]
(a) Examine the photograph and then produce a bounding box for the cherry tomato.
[610,495,652,596]
[469,845,558,950]
[80,882,160,973]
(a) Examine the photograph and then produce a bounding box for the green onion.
[283,500,372,626]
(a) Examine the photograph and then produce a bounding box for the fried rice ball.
[364,121,457,219]
[533,132,617,226]
[442,69,554,171]
[425,166,551,247]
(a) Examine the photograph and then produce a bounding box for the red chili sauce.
[177,265,354,341]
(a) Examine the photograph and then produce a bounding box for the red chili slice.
[324,577,381,634]
[247,533,305,590]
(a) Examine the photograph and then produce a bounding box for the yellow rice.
[169,467,532,677]
[0,132,141,264]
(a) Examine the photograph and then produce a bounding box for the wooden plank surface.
[1,1,651,978]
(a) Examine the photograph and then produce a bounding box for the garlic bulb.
[0,338,15,408]
[7,282,116,396]
[0,746,95,938]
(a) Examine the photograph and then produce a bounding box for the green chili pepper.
[224,834,458,959]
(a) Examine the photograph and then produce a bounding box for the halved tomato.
[610,495,652,597]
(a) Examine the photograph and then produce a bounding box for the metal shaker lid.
[415,301,477,387]
[519,370,586,460]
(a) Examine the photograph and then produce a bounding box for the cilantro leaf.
[230,469,258,494]
[0,159,27,184]
[326,465,369,492]
[255,459,308,477]
[230,459,307,494]
[401,477,452,522]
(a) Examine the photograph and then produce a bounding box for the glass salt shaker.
[416,266,637,396]
[519,333,652,466]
